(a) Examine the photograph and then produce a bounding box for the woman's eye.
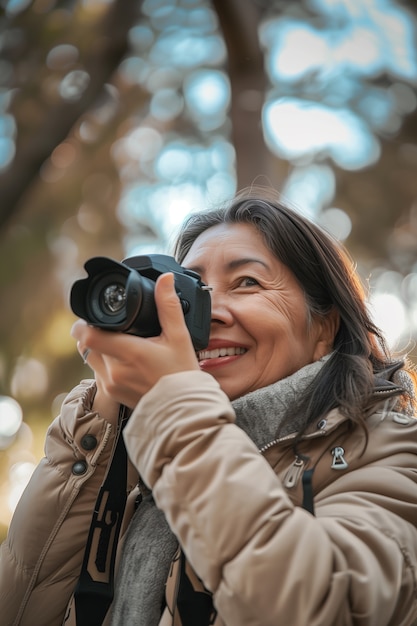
[238,277,260,287]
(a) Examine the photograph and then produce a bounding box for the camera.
[70,254,211,350]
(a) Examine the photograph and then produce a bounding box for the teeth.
[198,346,246,360]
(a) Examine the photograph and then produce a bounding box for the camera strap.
[73,404,130,626]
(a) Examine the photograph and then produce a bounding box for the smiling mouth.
[197,346,247,361]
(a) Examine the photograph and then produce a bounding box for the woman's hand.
[71,272,200,409]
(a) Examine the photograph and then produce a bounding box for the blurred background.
[1,0,417,541]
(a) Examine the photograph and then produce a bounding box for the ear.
[312,307,340,361]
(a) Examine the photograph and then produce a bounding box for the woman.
[1,190,417,626]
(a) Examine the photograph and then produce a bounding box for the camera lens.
[101,283,126,315]
[86,271,129,324]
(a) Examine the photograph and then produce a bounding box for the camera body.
[70,254,211,350]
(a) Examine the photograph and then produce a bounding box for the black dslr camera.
[70,254,211,350]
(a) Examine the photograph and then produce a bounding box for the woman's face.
[182,222,335,400]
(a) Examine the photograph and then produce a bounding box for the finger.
[154,272,189,342]
[73,317,146,363]
[75,341,91,364]
[73,322,92,365]
[71,319,88,341]
[72,322,97,365]
[75,339,98,371]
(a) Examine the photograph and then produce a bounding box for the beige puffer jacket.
[1,370,417,626]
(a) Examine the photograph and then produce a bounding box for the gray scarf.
[109,359,327,626]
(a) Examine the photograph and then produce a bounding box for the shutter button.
[81,434,97,450]
[72,460,88,475]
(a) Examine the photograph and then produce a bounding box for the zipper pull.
[283,456,305,488]
[331,446,348,470]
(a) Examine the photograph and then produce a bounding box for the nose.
[209,287,234,326]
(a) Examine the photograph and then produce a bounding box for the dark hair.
[174,188,413,436]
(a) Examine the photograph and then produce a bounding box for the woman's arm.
[124,370,417,626]
[0,380,123,626]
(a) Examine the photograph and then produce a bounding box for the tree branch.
[0,0,140,230]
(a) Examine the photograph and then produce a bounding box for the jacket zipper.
[373,386,403,397]
[283,456,305,489]
[258,383,401,490]
[258,431,298,453]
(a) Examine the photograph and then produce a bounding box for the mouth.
[197,346,247,362]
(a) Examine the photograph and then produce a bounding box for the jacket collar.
[258,367,407,454]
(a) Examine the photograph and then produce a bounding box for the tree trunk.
[212,0,285,190]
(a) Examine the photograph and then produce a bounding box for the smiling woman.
[180,221,336,401]
[1,189,417,626]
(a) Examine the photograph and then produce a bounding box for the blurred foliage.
[0,0,417,538]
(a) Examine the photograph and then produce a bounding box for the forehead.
[183,222,269,266]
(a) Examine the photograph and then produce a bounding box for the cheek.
[258,308,313,371]
[256,297,310,342]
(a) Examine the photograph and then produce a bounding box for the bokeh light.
[0,396,22,448]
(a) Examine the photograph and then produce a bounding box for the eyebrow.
[187,257,270,274]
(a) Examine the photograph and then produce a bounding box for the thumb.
[155,272,188,339]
